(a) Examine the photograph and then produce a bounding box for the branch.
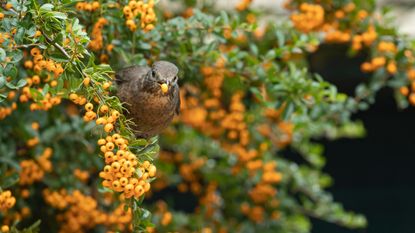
[296,206,360,229]
[41,31,71,60]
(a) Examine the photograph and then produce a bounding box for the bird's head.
[146,61,179,94]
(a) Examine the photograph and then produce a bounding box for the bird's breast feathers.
[137,91,176,117]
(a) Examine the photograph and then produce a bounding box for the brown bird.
[116,61,180,139]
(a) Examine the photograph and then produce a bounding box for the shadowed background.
[309,44,415,233]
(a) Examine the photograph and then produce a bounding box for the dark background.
[309,44,415,233]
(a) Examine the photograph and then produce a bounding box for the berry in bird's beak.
[160,83,169,94]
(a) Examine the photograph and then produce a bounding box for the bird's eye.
[151,70,156,77]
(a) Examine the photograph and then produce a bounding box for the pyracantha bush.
[0,0,412,232]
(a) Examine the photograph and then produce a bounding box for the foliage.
[0,0,413,232]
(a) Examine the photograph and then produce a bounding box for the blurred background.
[296,1,415,232]
[310,1,415,232]
[310,44,415,233]
[184,1,415,232]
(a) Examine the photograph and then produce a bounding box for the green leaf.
[249,44,258,56]
[276,30,285,48]
[14,27,25,44]
[42,84,49,95]
[15,220,41,233]
[16,79,28,88]
[5,82,16,90]
[4,65,17,79]
[0,48,6,62]
[220,11,229,25]
[137,42,151,50]
[0,173,19,189]
[40,3,54,11]
[52,12,67,20]
[0,76,5,88]
[0,94,6,103]
[10,50,23,63]
[282,101,295,120]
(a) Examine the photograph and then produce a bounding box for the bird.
[115,61,180,139]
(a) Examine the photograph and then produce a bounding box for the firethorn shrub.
[0,0,413,232]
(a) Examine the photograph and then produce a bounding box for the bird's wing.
[115,65,150,85]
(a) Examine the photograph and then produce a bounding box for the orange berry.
[34,30,42,38]
[30,47,41,56]
[143,182,150,192]
[400,86,409,96]
[361,62,372,73]
[161,212,172,226]
[335,10,345,19]
[105,116,115,123]
[31,122,40,130]
[119,177,128,186]
[50,80,58,87]
[148,164,156,177]
[112,180,121,189]
[105,152,114,162]
[100,105,109,113]
[96,117,107,125]
[344,3,355,12]
[5,3,13,10]
[160,83,169,94]
[408,69,415,80]
[142,160,150,169]
[111,110,120,119]
[115,138,125,146]
[102,82,111,90]
[104,123,114,132]
[24,60,33,69]
[102,180,111,187]
[75,2,84,10]
[106,142,115,151]
[103,165,112,173]
[79,97,87,105]
[372,57,386,68]
[387,62,397,74]
[69,93,78,101]
[106,44,114,52]
[123,6,132,15]
[1,225,9,233]
[145,24,155,31]
[124,184,134,193]
[126,19,135,27]
[409,93,415,105]
[21,189,30,198]
[5,197,15,208]
[84,3,92,11]
[123,161,132,169]
[111,162,121,171]
[83,77,90,86]
[85,111,97,120]
[134,185,144,196]
[32,75,40,84]
[85,103,94,111]
[91,1,100,10]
